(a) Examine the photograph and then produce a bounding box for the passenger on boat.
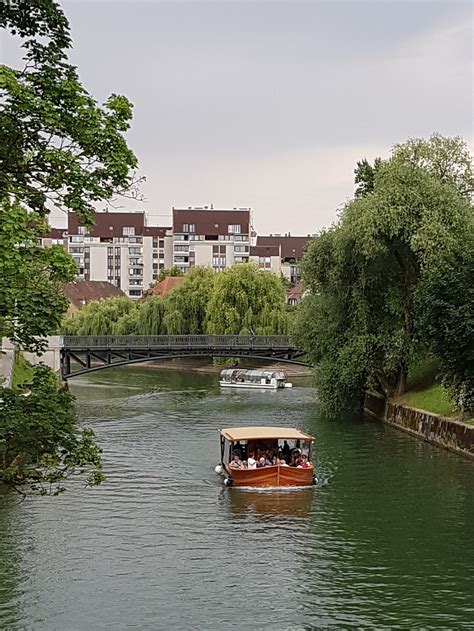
[298,454,310,469]
[280,459,289,466]
[280,440,291,462]
[229,453,244,469]
[247,452,257,469]
[257,457,266,468]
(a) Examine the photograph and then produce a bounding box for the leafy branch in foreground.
[0,364,104,495]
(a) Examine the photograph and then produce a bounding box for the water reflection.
[227,487,315,518]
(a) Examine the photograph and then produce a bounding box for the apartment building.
[42,211,173,299]
[256,235,311,284]
[249,244,282,275]
[172,206,253,273]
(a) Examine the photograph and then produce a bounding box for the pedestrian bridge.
[61,335,309,379]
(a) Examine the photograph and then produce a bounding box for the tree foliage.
[0,198,76,351]
[0,0,139,226]
[0,364,104,495]
[206,264,289,335]
[0,1,139,493]
[298,134,473,417]
[62,264,291,337]
[163,267,215,334]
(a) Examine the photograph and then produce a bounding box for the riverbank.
[364,391,474,459]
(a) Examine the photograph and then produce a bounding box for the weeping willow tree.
[61,297,137,335]
[206,264,289,335]
[162,267,215,334]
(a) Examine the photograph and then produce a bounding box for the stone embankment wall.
[1,337,62,374]
[364,390,474,459]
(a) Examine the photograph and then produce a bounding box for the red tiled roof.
[42,227,67,239]
[250,245,280,257]
[173,209,250,236]
[68,211,146,238]
[287,283,303,300]
[146,276,185,298]
[62,280,124,309]
[256,236,311,260]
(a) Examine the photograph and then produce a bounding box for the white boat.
[219,368,293,390]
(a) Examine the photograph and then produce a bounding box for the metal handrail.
[63,335,297,349]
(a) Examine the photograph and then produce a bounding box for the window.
[77,226,86,235]
[228,224,241,234]
[182,223,195,233]
[129,289,142,297]
[159,239,164,248]
[123,226,135,236]
[69,247,83,254]
[129,279,142,286]
[69,236,83,243]
[234,245,248,253]
[219,234,232,241]
[234,235,248,242]
[153,237,159,248]
[191,234,205,241]
[129,268,143,276]
[174,234,189,241]
[174,245,189,252]
[259,256,271,269]
[129,247,142,255]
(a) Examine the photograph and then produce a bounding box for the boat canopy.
[220,369,287,381]
[219,427,314,442]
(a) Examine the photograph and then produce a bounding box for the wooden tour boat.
[219,369,293,390]
[216,426,316,488]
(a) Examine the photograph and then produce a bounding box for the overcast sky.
[5,1,474,234]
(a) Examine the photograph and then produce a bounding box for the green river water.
[0,367,473,630]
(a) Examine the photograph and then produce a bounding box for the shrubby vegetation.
[1,1,139,492]
[296,134,473,418]
[62,264,291,336]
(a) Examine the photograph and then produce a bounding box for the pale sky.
[4,1,474,234]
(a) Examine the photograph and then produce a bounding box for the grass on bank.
[394,355,457,418]
[12,352,35,388]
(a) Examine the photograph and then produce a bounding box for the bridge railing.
[63,335,297,349]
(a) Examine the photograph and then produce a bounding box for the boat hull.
[224,464,314,488]
[219,381,279,390]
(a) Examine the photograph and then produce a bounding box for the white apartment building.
[256,235,311,284]
[172,206,254,273]
[43,211,173,299]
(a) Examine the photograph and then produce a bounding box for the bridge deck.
[61,335,309,379]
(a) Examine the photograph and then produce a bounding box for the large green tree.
[162,267,215,335]
[298,134,473,416]
[1,1,140,492]
[206,264,289,335]
[0,365,104,495]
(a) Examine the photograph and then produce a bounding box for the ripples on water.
[1,367,473,630]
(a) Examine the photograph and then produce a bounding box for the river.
[0,367,473,630]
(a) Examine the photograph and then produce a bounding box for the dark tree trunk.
[395,364,408,396]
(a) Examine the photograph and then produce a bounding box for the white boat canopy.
[220,369,287,380]
[219,427,314,442]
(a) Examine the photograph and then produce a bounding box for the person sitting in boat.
[265,450,275,466]
[229,452,244,469]
[290,450,302,467]
[298,454,310,469]
[280,459,289,466]
[247,452,257,469]
[257,457,267,468]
